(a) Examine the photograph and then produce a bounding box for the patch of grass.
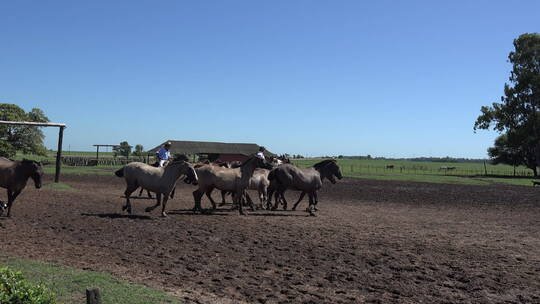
[43,183,76,192]
[0,256,180,304]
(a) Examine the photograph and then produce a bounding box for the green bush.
[0,266,57,304]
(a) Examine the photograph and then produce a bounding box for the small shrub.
[0,266,57,304]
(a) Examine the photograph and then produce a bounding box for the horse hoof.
[161,212,167,217]
[122,205,127,211]
[283,206,288,211]
[309,212,316,217]
[127,208,132,214]
[145,207,153,213]
[292,207,296,211]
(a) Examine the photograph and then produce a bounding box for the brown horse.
[192,155,272,215]
[115,160,198,217]
[267,159,342,215]
[0,158,43,217]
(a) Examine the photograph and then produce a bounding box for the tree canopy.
[474,33,540,175]
[0,104,50,158]
[113,141,132,158]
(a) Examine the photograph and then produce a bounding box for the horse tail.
[115,167,125,177]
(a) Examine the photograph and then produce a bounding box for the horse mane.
[172,154,189,162]
[21,159,41,166]
[313,159,336,170]
[239,155,259,167]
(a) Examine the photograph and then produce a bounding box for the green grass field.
[0,256,179,304]
[292,158,537,186]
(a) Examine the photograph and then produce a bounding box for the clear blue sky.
[1,1,538,158]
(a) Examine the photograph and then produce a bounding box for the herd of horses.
[115,155,343,217]
[0,154,343,218]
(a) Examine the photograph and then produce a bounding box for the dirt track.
[1,174,540,303]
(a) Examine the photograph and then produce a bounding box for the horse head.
[314,159,342,184]
[22,159,43,188]
[183,162,199,185]
[255,154,274,170]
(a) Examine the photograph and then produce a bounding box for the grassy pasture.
[293,158,537,186]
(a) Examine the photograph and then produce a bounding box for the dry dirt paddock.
[1,174,540,304]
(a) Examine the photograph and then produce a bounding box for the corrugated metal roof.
[148,140,276,157]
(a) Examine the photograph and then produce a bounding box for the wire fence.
[338,164,535,177]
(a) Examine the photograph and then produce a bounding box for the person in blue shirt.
[156,142,172,167]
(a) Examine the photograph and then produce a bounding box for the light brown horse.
[218,168,271,209]
[0,158,43,217]
[192,155,272,215]
[115,160,198,217]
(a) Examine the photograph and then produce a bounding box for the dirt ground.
[1,174,540,303]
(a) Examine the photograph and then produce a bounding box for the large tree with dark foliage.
[474,33,540,175]
[0,104,50,158]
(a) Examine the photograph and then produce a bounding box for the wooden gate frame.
[0,120,66,182]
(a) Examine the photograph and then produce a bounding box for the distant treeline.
[328,155,488,163]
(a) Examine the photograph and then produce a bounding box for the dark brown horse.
[0,158,43,217]
[267,159,342,215]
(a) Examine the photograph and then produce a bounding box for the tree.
[113,141,131,158]
[133,144,144,156]
[0,104,50,158]
[488,131,538,175]
[474,33,540,175]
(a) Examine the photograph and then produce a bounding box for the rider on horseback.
[156,142,172,167]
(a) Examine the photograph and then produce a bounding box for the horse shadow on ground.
[120,196,154,200]
[167,209,230,216]
[167,209,306,217]
[81,213,152,220]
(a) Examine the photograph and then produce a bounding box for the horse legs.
[192,190,204,212]
[292,192,307,211]
[271,189,282,210]
[273,190,288,210]
[313,191,319,212]
[145,193,162,213]
[169,186,176,199]
[244,191,256,211]
[281,192,289,210]
[160,193,170,217]
[204,187,217,210]
[6,189,21,218]
[219,190,228,206]
[307,192,316,216]
[266,188,275,210]
[122,184,139,214]
[234,191,245,215]
[258,188,267,210]
[137,187,153,199]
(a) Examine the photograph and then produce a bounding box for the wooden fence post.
[54,126,65,183]
[86,287,101,304]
